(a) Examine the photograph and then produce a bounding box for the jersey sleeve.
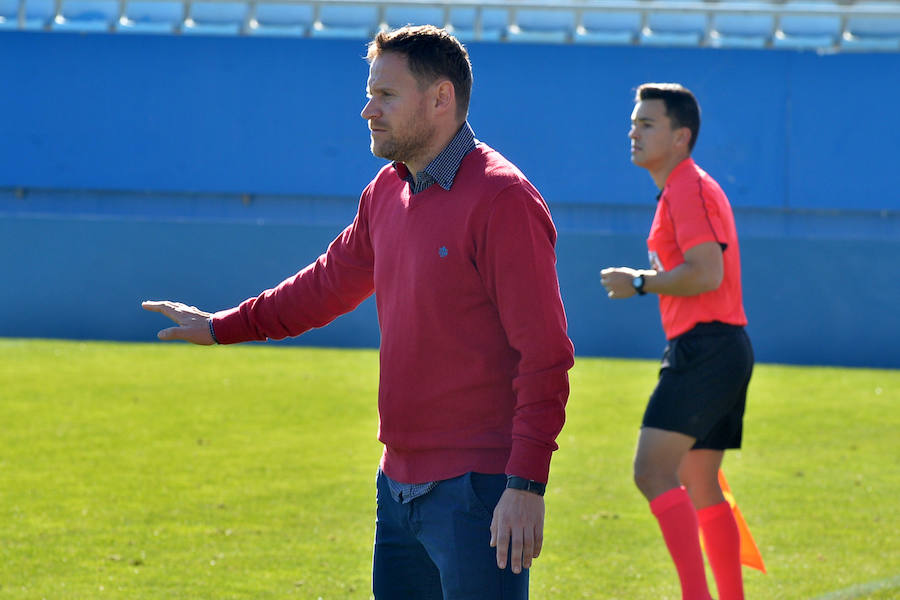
[211,187,376,344]
[666,178,726,254]
[476,182,575,483]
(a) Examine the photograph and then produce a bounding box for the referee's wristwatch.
[506,475,546,496]
[632,274,647,296]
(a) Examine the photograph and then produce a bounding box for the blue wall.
[1,32,898,367]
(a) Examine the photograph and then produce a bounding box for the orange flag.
[716,469,767,573]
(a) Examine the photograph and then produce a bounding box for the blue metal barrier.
[0,33,897,367]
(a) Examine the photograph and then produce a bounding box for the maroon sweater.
[212,144,574,484]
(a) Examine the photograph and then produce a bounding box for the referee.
[601,83,753,600]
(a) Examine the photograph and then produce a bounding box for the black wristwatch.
[632,274,647,296]
[506,476,546,496]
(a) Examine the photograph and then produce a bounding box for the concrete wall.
[1,31,898,367]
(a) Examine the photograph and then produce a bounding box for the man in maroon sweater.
[143,25,573,599]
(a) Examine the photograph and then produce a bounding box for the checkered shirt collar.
[394,122,477,194]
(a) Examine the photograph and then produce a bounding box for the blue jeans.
[373,470,529,599]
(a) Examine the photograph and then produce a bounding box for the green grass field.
[0,339,897,599]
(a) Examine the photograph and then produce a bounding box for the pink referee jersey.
[647,157,748,340]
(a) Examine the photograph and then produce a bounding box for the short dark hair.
[635,83,701,152]
[367,25,473,121]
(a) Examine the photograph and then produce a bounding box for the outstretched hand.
[489,488,545,574]
[141,300,215,345]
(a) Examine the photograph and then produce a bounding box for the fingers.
[156,322,215,345]
[141,300,168,314]
[142,300,205,315]
[142,300,215,345]
[599,269,637,299]
[157,326,182,341]
[491,490,544,574]
[141,300,185,324]
[600,274,615,298]
[490,512,519,572]
[490,514,498,547]
[492,520,509,570]
[514,527,530,573]
[493,524,538,573]
[599,268,616,291]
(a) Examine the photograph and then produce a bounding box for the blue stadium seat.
[248,2,313,37]
[841,2,900,51]
[446,6,474,41]
[507,8,575,44]
[711,1,774,49]
[117,0,182,34]
[448,7,507,42]
[311,3,378,39]
[774,1,841,50]
[575,10,642,45]
[641,11,709,47]
[0,0,19,29]
[19,0,54,30]
[182,0,248,36]
[52,0,118,32]
[383,5,445,30]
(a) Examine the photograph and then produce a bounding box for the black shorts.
[642,322,754,450]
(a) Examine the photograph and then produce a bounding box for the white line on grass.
[810,575,900,600]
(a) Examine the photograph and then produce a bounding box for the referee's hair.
[635,83,701,152]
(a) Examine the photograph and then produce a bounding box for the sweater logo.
[438,246,448,258]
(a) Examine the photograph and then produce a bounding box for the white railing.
[3,0,900,52]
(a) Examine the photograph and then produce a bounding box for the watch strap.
[633,275,647,296]
[506,475,546,496]
[208,318,220,344]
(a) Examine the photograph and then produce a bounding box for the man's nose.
[361,98,378,120]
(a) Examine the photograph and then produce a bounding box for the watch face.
[632,276,643,290]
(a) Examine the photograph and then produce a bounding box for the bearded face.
[362,52,440,171]
[368,95,437,167]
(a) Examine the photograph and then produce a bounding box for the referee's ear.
[674,126,693,154]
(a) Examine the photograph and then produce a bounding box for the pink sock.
[650,486,713,600]
[698,501,745,600]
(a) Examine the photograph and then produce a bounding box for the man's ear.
[433,79,455,115]
[675,126,692,151]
